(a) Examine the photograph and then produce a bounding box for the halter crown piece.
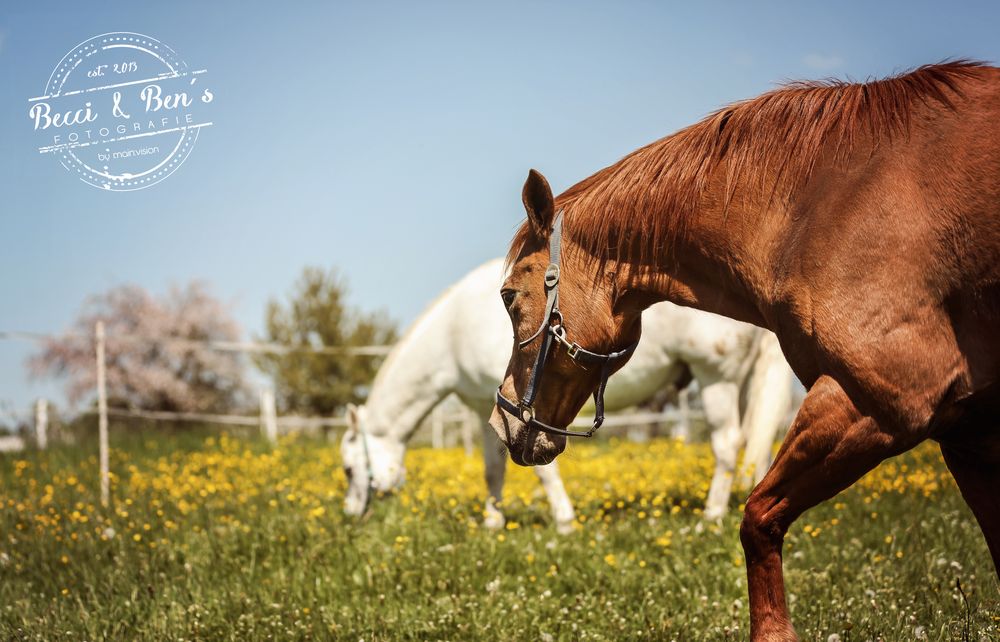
[356,421,377,515]
[495,212,639,438]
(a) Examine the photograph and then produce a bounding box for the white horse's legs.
[479,423,576,533]
[532,460,577,534]
[480,424,508,530]
[672,387,692,441]
[735,331,795,488]
[751,442,774,485]
[701,381,743,521]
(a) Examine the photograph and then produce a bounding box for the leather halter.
[495,212,639,438]
[351,420,377,516]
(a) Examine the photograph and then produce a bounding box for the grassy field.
[0,430,997,641]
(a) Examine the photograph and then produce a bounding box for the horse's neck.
[365,300,459,443]
[620,186,786,329]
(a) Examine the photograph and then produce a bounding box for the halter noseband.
[351,418,377,516]
[495,212,639,438]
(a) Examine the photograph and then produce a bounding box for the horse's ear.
[522,169,555,234]
[345,403,359,430]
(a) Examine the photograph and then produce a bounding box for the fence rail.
[0,329,393,356]
[3,326,691,504]
[94,407,349,429]
[81,405,679,431]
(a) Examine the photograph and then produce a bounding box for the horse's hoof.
[702,507,726,522]
[483,511,506,530]
[556,520,576,535]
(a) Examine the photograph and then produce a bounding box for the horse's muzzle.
[489,403,566,466]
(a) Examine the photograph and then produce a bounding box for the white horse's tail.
[737,332,794,487]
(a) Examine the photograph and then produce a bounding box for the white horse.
[341,258,793,532]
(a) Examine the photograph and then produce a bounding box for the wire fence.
[0,329,393,356]
[1,325,691,504]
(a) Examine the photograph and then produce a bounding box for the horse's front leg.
[740,375,922,641]
[702,380,743,520]
[480,424,508,530]
[532,460,576,534]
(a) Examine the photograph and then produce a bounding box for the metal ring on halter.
[550,324,581,358]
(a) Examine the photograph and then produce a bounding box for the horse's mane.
[507,60,988,266]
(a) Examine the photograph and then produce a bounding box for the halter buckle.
[543,263,560,288]
[551,324,581,359]
[519,404,535,424]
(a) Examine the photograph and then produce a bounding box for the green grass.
[0,430,996,641]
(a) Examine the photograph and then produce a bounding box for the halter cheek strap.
[355,422,377,515]
[495,212,639,438]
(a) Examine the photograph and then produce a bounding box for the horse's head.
[489,170,642,466]
[340,403,406,515]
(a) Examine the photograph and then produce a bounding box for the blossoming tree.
[30,282,250,413]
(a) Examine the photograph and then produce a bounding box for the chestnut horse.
[489,61,1000,641]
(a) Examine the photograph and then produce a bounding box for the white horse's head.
[340,403,406,515]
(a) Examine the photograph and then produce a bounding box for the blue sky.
[2,0,999,421]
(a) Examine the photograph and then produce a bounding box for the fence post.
[34,398,48,450]
[260,389,278,444]
[95,322,109,507]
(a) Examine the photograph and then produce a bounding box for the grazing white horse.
[341,259,793,531]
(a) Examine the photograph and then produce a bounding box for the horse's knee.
[710,427,741,467]
[740,494,785,558]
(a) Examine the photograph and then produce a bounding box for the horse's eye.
[501,289,517,309]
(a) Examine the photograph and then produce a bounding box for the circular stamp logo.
[27,32,215,191]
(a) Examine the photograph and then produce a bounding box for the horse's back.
[773,69,1000,431]
[446,258,515,398]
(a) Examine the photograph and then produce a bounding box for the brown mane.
[507,60,988,267]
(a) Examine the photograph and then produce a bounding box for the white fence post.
[260,389,278,444]
[34,398,48,450]
[95,322,110,507]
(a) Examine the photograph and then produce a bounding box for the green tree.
[256,267,397,416]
